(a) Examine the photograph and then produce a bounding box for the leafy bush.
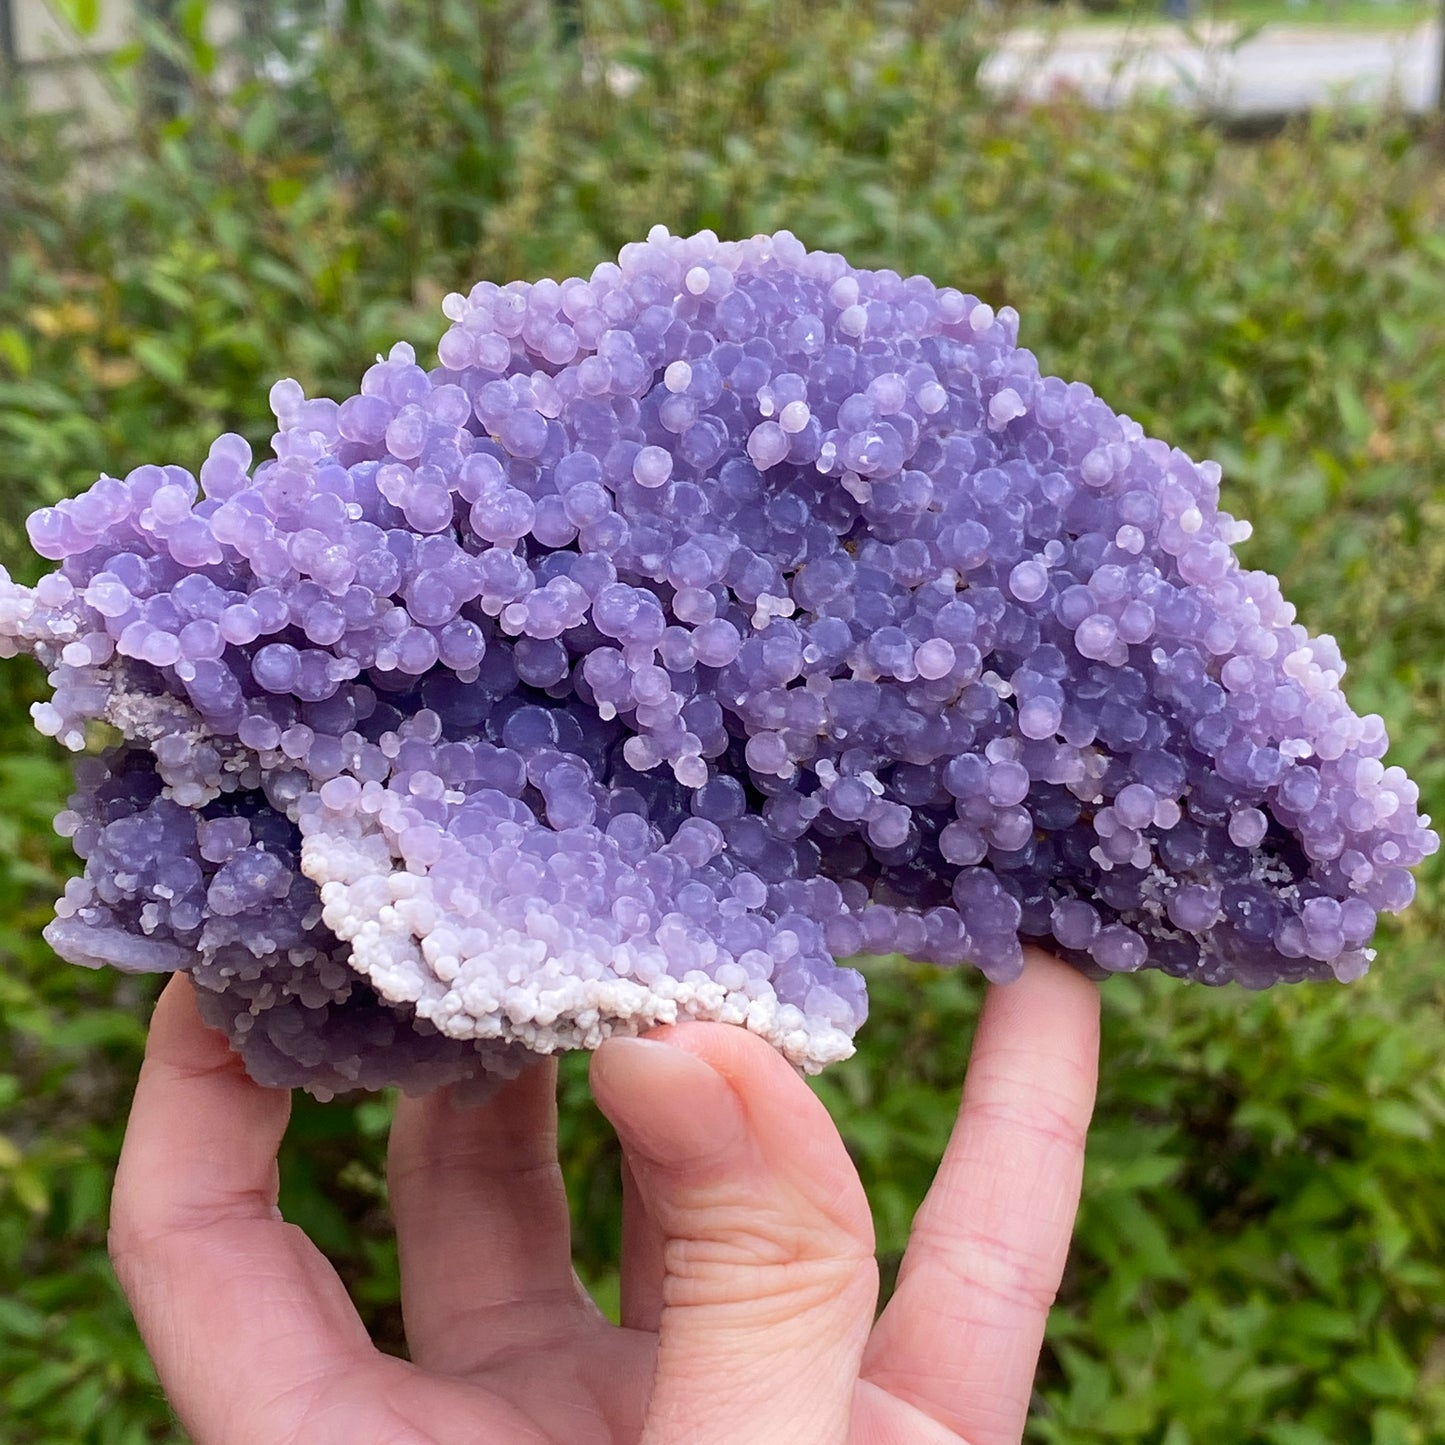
[1,2,1442,1439]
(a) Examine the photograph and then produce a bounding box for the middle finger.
[388,1057,596,1374]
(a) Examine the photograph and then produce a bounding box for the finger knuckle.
[663,1220,875,1314]
[928,1229,1062,1315]
[967,1088,1091,1155]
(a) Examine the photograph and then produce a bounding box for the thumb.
[591,1024,877,1445]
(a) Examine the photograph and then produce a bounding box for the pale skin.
[109,947,1100,1445]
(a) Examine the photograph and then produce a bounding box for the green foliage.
[1,1,1443,1439]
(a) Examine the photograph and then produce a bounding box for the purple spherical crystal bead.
[0,225,1435,1097]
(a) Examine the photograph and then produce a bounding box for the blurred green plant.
[0,0,1443,1440]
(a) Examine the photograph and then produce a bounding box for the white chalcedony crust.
[301,820,856,1072]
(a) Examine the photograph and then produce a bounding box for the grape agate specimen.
[0,228,1436,1097]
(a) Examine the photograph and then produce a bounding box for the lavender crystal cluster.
[0,227,1435,1097]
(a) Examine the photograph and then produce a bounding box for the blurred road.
[981,22,1443,115]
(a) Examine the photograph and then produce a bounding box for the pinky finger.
[862,949,1100,1445]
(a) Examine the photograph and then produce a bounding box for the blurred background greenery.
[2,1,1444,1440]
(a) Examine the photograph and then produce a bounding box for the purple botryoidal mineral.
[0,228,1436,1097]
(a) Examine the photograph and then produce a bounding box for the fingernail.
[592,1035,744,1166]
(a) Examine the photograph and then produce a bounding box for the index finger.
[109,975,374,1443]
[861,948,1100,1445]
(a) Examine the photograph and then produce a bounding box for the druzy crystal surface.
[1,228,1436,1096]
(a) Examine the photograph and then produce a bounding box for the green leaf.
[1333,381,1373,445]
[0,1297,49,1341]
[1372,1099,1432,1141]
[7,1360,78,1410]
[1343,1335,1417,1401]
[240,97,280,157]
[130,337,187,389]
[8,1165,51,1216]
[0,328,32,378]
[49,0,100,37]
[1266,1425,1335,1445]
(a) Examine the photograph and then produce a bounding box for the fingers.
[862,948,1100,1445]
[619,1155,666,1333]
[591,1024,878,1445]
[109,975,373,1445]
[388,1059,597,1373]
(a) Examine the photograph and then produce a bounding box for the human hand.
[109,947,1099,1445]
